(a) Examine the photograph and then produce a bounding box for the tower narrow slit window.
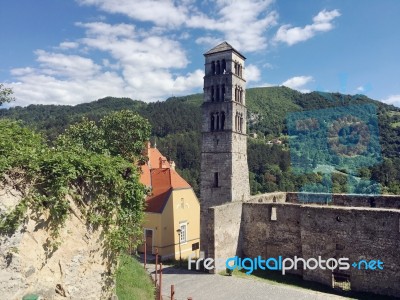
[221,112,225,130]
[210,113,215,131]
[222,85,225,101]
[234,87,237,102]
[216,60,221,75]
[211,86,214,102]
[214,172,219,187]
[216,112,220,131]
[235,112,239,131]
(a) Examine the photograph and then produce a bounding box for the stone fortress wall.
[208,192,400,298]
[200,42,400,299]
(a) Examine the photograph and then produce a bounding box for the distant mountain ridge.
[1,86,398,138]
[2,86,400,195]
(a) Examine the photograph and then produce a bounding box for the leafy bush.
[0,111,151,254]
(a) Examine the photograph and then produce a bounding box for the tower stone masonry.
[200,42,250,256]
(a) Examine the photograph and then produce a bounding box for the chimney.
[170,161,176,170]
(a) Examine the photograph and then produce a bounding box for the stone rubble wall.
[0,185,115,299]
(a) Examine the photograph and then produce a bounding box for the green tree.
[57,117,105,153]
[1,114,151,254]
[58,110,151,162]
[101,110,151,161]
[0,84,15,105]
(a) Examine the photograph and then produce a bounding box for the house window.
[179,223,187,243]
[271,207,277,221]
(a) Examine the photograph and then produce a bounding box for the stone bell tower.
[200,42,250,256]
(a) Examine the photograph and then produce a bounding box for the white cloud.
[274,9,341,46]
[245,64,261,83]
[9,22,205,106]
[35,50,101,79]
[7,2,343,106]
[10,71,126,106]
[173,69,204,92]
[356,86,365,92]
[281,76,314,93]
[195,36,223,48]
[188,0,278,52]
[58,41,80,50]
[76,22,135,37]
[77,0,278,52]
[263,62,273,69]
[382,95,400,107]
[76,0,189,27]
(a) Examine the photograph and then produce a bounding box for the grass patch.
[116,254,154,300]
[161,258,190,269]
[390,121,400,128]
[387,111,400,117]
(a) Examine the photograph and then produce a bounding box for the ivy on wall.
[0,110,151,255]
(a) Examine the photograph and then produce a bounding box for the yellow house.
[138,143,200,260]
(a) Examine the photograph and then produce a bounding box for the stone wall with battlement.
[210,192,400,298]
[285,192,400,209]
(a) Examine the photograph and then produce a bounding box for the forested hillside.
[2,86,400,195]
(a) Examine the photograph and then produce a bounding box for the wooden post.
[155,247,159,287]
[170,285,175,300]
[144,242,147,269]
[158,263,163,300]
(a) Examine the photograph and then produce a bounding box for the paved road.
[146,263,349,300]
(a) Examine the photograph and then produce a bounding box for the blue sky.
[1,0,400,107]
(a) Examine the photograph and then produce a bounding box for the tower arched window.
[210,113,215,131]
[216,85,220,101]
[211,61,215,75]
[240,113,243,132]
[239,88,243,103]
[216,61,221,75]
[222,59,226,73]
[211,86,214,102]
[234,87,238,102]
[221,85,225,101]
[216,112,220,131]
[221,112,225,130]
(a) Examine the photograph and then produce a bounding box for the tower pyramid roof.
[204,41,246,59]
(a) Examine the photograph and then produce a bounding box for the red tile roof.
[140,145,191,213]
